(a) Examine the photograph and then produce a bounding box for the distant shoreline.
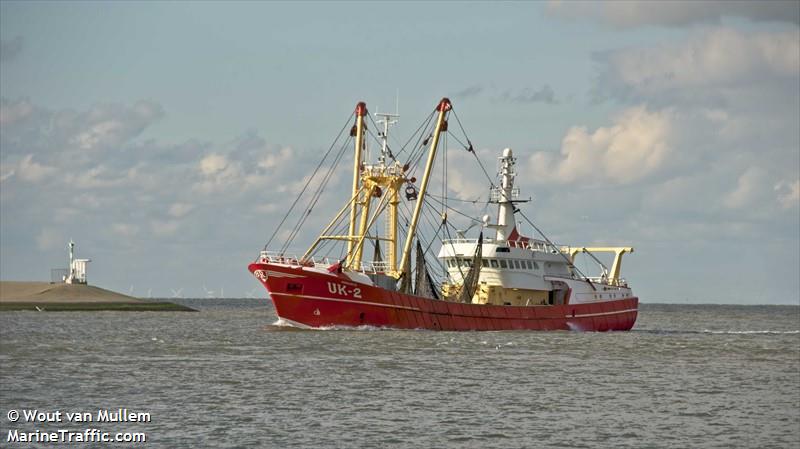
[0,281,195,312]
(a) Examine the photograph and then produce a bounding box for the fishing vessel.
[249,98,638,330]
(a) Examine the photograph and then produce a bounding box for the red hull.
[249,262,638,331]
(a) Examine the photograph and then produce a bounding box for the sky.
[1,1,798,304]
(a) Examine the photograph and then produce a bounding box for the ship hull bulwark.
[249,262,637,331]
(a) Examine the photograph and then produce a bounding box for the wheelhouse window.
[490,259,499,268]
[499,260,507,269]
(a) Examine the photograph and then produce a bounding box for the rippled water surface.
[1,301,798,448]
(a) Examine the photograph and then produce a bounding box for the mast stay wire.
[262,112,353,253]
[395,109,436,159]
[280,131,353,254]
[516,210,595,288]
[450,107,495,188]
[405,118,438,180]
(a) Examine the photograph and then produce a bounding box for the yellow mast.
[397,97,451,277]
[301,100,437,276]
[352,184,373,267]
[350,188,392,268]
[346,102,367,266]
[388,183,399,271]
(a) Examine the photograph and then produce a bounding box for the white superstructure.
[437,148,634,306]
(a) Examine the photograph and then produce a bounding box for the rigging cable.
[516,210,594,288]
[280,132,353,253]
[262,113,353,253]
[395,109,436,159]
[450,107,495,188]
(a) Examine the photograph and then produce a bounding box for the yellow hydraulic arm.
[567,247,634,286]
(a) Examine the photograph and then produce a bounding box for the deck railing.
[258,251,390,274]
[441,238,551,252]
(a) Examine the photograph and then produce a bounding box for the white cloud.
[258,147,293,170]
[0,98,34,125]
[498,85,558,104]
[168,202,195,218]
[528,106,672,184]
[199,153,229,175]
[1,98,164,159]
[150,220,180,236]
[36,227,63,251]
[68,101,164,151]
[566,26,800,226]
[111,223,139,238]
[445,148,495,200]
[776,180,800,209]
[72,120,126,150]
[598,28,799,99]
[0,165,15,183]
[547,0,800,28]
[255,203,281,213]
[17,154,57,183]
[724,167,773,210]
[66,165,131,189]
[195,153,245,193]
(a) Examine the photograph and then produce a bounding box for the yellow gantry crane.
[301,98,452,280]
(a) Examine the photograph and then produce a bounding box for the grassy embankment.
[0,281,196,312]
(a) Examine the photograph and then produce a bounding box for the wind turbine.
[202,285,215,298]
[170,288,184,298]
[245,288,258,299]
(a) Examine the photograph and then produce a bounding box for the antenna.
[374,110,399,165]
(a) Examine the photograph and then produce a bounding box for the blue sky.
[1,1,798,303]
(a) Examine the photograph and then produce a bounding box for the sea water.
[1,301,798,448]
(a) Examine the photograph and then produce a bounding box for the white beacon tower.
[64,240,91,284]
